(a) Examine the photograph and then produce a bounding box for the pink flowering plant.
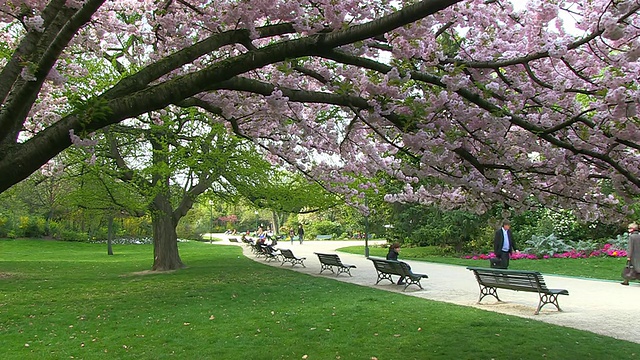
[463,233,629,261]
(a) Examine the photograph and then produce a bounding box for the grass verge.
[1,239,638,359]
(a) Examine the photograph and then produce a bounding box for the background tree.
[63,156,148,254]
[97,108,279,270]
[242,168,342,234]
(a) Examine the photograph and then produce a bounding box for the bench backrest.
[369,258,406,276]
[467,267,549,292]
[280,249,295,258]
[260,244,277,254]
[316,234,333,240]
[315,252,343,266]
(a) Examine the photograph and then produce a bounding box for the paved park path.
[214,235,640,344]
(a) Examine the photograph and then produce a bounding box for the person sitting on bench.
[386,242,406,285]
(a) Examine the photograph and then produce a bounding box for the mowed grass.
[1,240,638,360]
[340,245,629,282]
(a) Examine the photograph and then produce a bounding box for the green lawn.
[1,239,638,359]
[340,245,628,282]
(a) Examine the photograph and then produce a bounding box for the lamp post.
[208,200,214,243]
[364,197,370,258]
[364,214,370,258]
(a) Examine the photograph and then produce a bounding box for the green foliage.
[0,215,47,238]
[522,234,574,257]
[460,225,495,254]
[176,208,205,241]
[0,215,7,238]
[307,220,343,238]
[511,208,619,244]
[411,225,451,246]
[343,245,465,258]
[18,216,46,238]
[0,39,13,59]
[245,168,340,214]
[120,216,152,238]
[59,229,90,242]
[610,233,629,250]
[391,205,489,251]
[69,97,114,130]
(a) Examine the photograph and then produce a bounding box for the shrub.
[18,216,46,238]
[308,220,343,238]
[609,233,628,250]
[522,234,573,257]
[410,226,451,247]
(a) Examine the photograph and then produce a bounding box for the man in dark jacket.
[493,220,517,269]
[386,242,400,261]
[297,224,305,244]
[386,242,405,284]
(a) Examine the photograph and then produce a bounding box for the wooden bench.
[314,252,356,276]
[315,234,333,240]
[467,266,569,315]
[369,257,428,291]
[279,249,306,268]
[228,237,239,243]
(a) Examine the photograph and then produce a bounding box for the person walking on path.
[297,224,305,245]
[493,219,517,269]
[622,222,640,285]
[289,227,295,245]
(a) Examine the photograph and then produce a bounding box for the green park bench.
[315,234,333,240]
[368,257,428,291]
[467,266,569,315]
[279,249,306,268]
[314,252,356,277]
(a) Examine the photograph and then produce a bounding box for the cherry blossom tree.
[1,0,639,232]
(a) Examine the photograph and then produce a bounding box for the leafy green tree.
[96,109,270,270]
[241,169,341,235]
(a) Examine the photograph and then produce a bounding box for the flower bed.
[463,243,627,261]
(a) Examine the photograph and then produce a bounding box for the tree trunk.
[271,210,280,235]
[107,214,114,255]
[151,194,185,271]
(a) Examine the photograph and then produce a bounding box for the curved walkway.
[215,235,640,344]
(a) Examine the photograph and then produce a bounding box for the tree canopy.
[1,0,639,222]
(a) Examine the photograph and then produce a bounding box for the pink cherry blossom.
[0,0,639,223]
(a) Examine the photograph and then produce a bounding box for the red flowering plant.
[463,234,628,261]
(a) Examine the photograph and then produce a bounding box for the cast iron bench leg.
[403,277,423,291]
[375,272,393,285]
[478,285,501,303]
[536,293,562,315]
[319,263,334,274]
